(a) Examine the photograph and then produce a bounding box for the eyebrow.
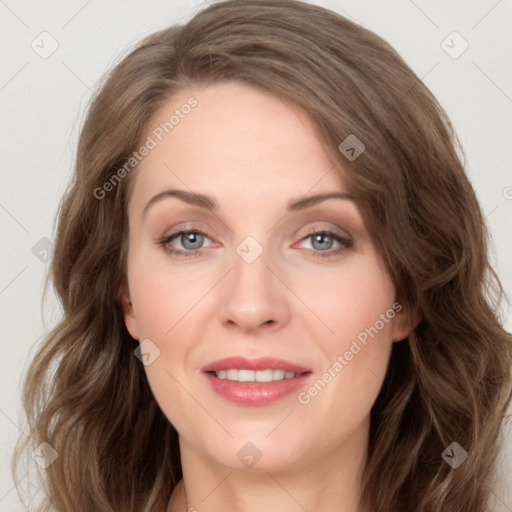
[142,188,354,217]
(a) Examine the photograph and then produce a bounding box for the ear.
[119,283,139,340]
[391,299,422,342]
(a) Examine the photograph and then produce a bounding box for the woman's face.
[122,81,413,472]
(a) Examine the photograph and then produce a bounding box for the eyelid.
[294,223,351,241]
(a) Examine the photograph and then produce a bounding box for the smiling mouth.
[208,369,310,382]
[203,369,313,406]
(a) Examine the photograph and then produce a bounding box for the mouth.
[201,356,313,406]
[201,356,312,374]
[207,369,309,382]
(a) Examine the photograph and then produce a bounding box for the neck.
[167,429,370,512]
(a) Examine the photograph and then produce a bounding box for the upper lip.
[201,356,312,374]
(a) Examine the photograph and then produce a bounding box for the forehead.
[129,81,348,212]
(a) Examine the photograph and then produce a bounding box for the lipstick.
[201,356,313,406]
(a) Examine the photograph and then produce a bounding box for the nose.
[217,240,291,335]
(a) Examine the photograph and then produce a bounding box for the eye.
[157,227,352,259]
[297,229,352,258]
[158,229,213,258]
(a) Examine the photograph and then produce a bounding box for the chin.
[202,435,312,473]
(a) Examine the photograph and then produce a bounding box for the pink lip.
[201,357,313,406]
[201,356,311,374]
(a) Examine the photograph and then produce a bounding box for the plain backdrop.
[1,0,511,510]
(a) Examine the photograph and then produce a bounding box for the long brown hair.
[13,1,512,511]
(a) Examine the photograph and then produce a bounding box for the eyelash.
[157,227,352,259]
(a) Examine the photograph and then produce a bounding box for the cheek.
[126,253,214,429]
[127,252,211,338]
[297,320,394,451]
[296,259,396,424]
[302,255,396,346]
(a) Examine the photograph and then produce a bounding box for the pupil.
[314,234,332,250]
[184,232,202,249]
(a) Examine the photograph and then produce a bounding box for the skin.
[121,81,416,512]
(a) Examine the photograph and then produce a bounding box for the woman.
[13,0,512,511]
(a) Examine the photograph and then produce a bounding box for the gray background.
[1,0,511,510]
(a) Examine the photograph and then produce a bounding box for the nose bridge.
[232,233,275,302]
[218,233,288,332]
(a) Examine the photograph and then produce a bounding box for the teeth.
[226,369,238,380]
[255,369,273,382]
[213,369,300,382]
[239,369,255,382]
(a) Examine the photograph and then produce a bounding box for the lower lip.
[203,372,312,406]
